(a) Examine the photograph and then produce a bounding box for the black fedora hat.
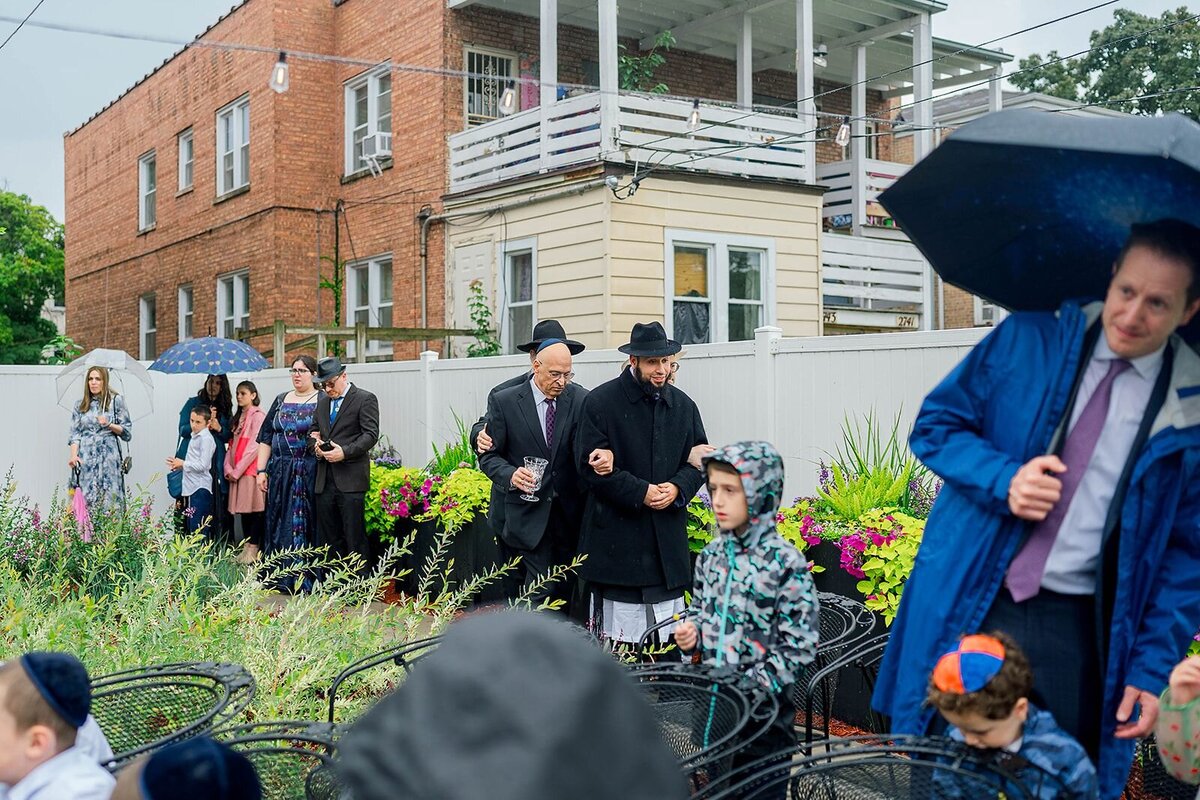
[315,356,346,383]
[618,321,681,358]
[517,320,585,355]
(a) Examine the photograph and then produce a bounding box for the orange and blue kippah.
[932,634,1006,694]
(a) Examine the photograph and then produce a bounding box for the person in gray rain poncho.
[337,609,688,800]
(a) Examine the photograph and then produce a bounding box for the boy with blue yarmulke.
[928,632,1098,799]
[111,736,262,800]
[0,651,114,800]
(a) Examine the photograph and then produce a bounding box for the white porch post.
[911,12,933,162]
[912,11,934,329]
[598,0,621,157]
[988,66,1004,113]
[850,44,867,239]
[737,14,753,109]
[794,0,815,183]
[539,0,558,165]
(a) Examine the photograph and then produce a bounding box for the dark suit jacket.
[574,367,707,591]
[471,371,531,537]
[313,383,380,494]
[478,380,588,551]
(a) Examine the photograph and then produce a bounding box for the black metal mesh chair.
[1124,735,1198,799]
[789,592,878,741]
[90,661,256,769]
[326,635,441,723]
[694,735,1069,800]
[218,721,339,800]
[630,664,778,791]
[794,631,891,743]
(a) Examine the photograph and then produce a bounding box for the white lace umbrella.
[56,349,155,420]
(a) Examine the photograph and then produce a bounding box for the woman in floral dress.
[67,366,133,515]
[256,356,320,564]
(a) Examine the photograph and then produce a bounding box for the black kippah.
[141,737,262,800]
[19,651,91,729]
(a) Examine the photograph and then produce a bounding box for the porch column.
[737,14,753,109]
[850,44,867,239]
[539,0,558,164]
[988,66,1004,113]
[794,0,815,183]
[911,11,933,162]
[598,0,621,157]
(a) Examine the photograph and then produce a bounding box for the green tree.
[1010,7,1200,120]
[0,191,65,364]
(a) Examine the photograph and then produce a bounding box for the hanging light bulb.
[499,84,517,115]
[813,43,829,69]
[687,99,701,132]
[835,116,851,148]
[269,52,289,94]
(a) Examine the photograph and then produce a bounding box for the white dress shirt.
[4,746,114,800]
[182,428,216,497]
[1040,335,1165,594]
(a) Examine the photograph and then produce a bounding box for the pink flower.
[396,501,410,517]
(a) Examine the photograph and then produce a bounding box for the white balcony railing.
[822,232,930,331]
[448,93,812,192]
[817,158,910,231]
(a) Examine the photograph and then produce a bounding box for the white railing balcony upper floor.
[816,157,910,231]
[448,92,813,193]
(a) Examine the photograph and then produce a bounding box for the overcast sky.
[0,0,1181,221]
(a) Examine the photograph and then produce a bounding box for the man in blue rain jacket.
[873,220,1200,800]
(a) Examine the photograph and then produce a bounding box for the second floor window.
[178,129,194,191]
[138,151,156,231]
[345,66,392,174]
[139,294,157,359]
[217,269,250,339]
[465,47,516,126]
[178,285,194,341]
[666,231,773,345]
[216,96,250,196]
[346,256,394,358]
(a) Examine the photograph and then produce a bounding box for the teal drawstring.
[702,538,738,749]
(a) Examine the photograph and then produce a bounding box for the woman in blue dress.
[255,356,320,566]
[67,366,133,515]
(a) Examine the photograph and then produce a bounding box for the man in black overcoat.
[477,341,588,609]
[574,321,708,645]
[312,356,380,576]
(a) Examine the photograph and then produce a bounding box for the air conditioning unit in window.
[361,132,393,160]
[978,301,1000,326]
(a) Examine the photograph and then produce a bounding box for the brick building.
[65,0,1008,359]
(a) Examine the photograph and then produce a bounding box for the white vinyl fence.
[1,327,987,515]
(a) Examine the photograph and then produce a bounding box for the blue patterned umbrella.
[149,337,270,374]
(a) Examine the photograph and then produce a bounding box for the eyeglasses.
[289,368,311,375]
[547,370,575,383]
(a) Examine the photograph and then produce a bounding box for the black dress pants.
[981,587,1102,760]
[315,486,370,576]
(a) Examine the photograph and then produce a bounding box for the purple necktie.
[545,398,556,449]
[1005,358,1132,602]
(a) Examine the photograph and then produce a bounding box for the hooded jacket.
[874,301,1200,799]
[337,610,688,800]
[691,441,820,693]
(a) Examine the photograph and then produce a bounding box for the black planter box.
[808,540,889,731]
[386,514,506,607]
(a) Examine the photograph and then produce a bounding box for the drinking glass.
[521,456,548,502]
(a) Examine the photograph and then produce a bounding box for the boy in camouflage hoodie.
[675,441,820,781]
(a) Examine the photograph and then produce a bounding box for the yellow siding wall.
[610,177,823,345]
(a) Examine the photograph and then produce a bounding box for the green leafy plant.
[366,464,435,539]
[465,280,500,358]
[852,510,925,625]
[40,334,83,365]
[426,411,477,475]
[427,467,491,530]
[619,31,675,94]
[686,493,714,553]
[318,254,345,358]
[818,410,931,520]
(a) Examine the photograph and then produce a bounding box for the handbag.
[118,437,132,475]
[167,436,184,499]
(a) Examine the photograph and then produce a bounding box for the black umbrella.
[880,109,1200,338]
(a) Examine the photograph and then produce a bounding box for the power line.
[0,0,48,54]
[1048,85,1200,113]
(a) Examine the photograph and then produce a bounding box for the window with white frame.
[216,96,250,196]
[345,65,392,174]
[138,151,156,231]
[665,231,774,344]
[498,241,535,354]
[217,269,250,339]
[139,294,157,359]
[345,256,394,357]
[178,128,194,191]
[178,285,194,342]
[464,47,516,126]
[973,296,1008,327]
